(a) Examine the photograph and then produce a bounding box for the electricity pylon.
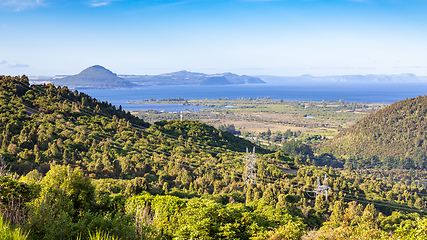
[314,174,330,201]
[244,147,257,184]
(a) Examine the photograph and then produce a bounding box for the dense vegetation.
[323,95,427,169]
[2,75,427,239]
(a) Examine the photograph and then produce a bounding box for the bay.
[76,82,427,111]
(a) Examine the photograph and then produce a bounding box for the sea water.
[77,82,427,111]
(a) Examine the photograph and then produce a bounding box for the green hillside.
[2,75,427,240]
[322,95,427,169]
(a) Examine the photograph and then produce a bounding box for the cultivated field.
[130,98,387,138]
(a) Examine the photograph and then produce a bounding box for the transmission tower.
[244,147,257,185]
[314,174,330,201]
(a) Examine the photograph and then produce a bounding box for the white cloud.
[8,63,29,68]
[0,0,45,11]
[90,1,110,7]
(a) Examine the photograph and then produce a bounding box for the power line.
[312,174,330,201]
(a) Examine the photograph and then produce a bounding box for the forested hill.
[0,75,266,177]
[322,95,427,168]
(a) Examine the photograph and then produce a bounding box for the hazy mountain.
[39,71,427,88]
[52,65,135,89]
[259,73,427,85]
[121,70,265,85]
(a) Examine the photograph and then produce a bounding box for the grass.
[88,230,119,240]
[76,230,119,240]
[0,214,29,240]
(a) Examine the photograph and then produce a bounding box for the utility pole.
[314,174,330,201]
[244,147,257,185]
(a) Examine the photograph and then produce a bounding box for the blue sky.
[1,0,427,76]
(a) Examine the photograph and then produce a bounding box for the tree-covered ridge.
[322,95,427,168]
[1,75,148,126]
[151,120,265,153]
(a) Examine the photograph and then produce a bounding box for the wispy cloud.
[0,0,45,11]
[90,1,110,7]
[0,60,7,64]
[8,63,29,68]
[89,0,123,7]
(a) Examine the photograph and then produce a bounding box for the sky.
[1,0,427,77]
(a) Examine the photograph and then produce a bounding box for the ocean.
[76,82,427,111]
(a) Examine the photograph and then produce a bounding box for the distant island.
[33,65,427,89]
[52,65,134,89]
[49,65,266,89]
[121,70,266,86]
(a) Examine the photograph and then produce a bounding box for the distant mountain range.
[50,66,265,89]
[121,70,265,86]
[259,73,427,84]
[37,66,427,89]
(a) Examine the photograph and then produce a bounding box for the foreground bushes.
[4,165,427,239]
[126,192,306,239]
